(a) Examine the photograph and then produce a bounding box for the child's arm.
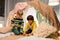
[28,22,37,36]
[32,22,37,33]
[23,23,29,33]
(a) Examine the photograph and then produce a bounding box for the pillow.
[0,27,12,34]
[33,22,57,38]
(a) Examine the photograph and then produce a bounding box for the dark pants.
[12,26,23,35]
[26,28,32,34]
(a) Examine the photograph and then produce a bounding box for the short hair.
[17,10,23,15]
[27,15,34,20]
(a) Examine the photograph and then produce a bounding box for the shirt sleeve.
[32,22,37,33]
[23,23,29,33]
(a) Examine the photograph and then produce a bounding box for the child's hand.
[28,33,33,36]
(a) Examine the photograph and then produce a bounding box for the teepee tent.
[6,0,59,27]
[6,0,59,37]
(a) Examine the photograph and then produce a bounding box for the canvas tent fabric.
[5,0,59,37]
[33,22,57,38]
[0,0,59,40]
[6,0,59,28]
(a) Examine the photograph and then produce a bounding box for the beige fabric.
[18,36,55,40]
[0,27,12,33]
[0,35,24,40]
[0,35,55,40]
[27,1,59,27]
[33,22,57,38]
[6,0,59,28]
[0,0,58,40]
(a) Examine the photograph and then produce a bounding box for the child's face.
[16,10,23,18]
[17,10,23,16]
[28,20,33,25]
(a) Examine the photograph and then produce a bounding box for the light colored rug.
[0,32,14,38]
[18,36,55,40]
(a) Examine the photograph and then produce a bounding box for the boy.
[24,15,37,35]
[11,10,24,35]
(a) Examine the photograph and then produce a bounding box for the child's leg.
[12,26,20,35]
[17,27,23,34]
